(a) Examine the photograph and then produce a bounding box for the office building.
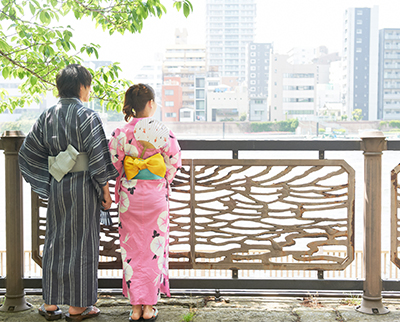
[269,54,330,122]
[342,6,379,120]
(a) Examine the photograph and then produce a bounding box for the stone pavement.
[1,293,400,321]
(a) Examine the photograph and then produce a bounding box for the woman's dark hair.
[56,64,92,98]
[123,83,155,122]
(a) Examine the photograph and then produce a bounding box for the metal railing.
[0,130,398,315]
[2,250,400,280]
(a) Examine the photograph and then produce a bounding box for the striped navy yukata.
[18,97,118,307]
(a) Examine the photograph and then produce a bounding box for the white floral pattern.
[119,191,129,213]
[150,236,165,257]
[157,211,168,233]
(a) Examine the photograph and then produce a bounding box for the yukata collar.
[59,97,82,104]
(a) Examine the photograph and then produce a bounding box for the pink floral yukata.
[108,118,181,305]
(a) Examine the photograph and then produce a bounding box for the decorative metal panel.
[391,164,400,269]
[32,158,355,271]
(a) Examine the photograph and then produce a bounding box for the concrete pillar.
[0,131,31,312]
[356,130,389,315]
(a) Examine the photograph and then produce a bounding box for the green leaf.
[2,67,9,79]
[183,3,190,17]
[30,76,37,86]
[29,3,36,15]
[174,1,182,11]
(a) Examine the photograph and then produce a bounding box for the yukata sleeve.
[18,114,51,199]
[80,111,119,193]
[161,130,182,185]
[108,127,126,204]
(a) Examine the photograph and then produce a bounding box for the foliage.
[389,120,400,129]
[318,128,326,133]
[351,109,363,121]
[180,309,196,322]
[333,128,346,135]
[250,118,299,133]
[340,294,361,306]
[379,121,389,129]
[239,112,247,121]
[341,114,348,121]
[0,0,193,113]
[0,119,35,134]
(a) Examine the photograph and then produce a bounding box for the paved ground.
[1,293,400,321]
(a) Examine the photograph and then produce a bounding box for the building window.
[196,89,205,99]
[196,101,205,110]
[165,101,174,107]
[356,48,362,53]
[356,20,362,24]
[356,29,362,34]
[196,78,205,87]
[165,90,174,96]
[357,10,363,15]
[182,111,191,118]
[165,112,176,117]
[356,38,362,43]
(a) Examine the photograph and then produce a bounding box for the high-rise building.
[247,42,272,121]
[206,0,256,82]
[342,6,379,121]
[378,28,400,120]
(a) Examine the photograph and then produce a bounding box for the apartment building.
[162,29,206,122]
[161,77,182,122]
[378,28,400,120]
[206,0,256,82]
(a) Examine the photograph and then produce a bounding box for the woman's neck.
[135,113,150,118]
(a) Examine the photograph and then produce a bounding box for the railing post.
[356,131,389,315]
[0,131,31,312]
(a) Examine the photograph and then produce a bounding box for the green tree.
[352,109,363,121]
[0,0,193,113]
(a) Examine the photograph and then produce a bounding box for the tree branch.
[0,49,56,86]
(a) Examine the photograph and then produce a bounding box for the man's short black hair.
[56,64,92,98]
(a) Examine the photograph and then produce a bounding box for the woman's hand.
[101,182,112,210]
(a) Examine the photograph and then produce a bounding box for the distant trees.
[352,109,363,121]
[250,119,299,133]
[0,0,193,113]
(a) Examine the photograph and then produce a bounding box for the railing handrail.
[177,139,400,152]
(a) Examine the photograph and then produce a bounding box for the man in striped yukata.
[18,64,118,321]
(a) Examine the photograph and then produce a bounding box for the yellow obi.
[124,153,166,181]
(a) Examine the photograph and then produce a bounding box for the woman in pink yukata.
[108,84,181,321]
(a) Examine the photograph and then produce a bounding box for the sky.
[38,0,400,79]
